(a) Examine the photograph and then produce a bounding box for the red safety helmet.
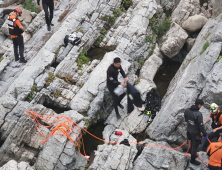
[13,8,22,16]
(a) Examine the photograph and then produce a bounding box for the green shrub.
[54,91,62,98]
[135,77,140,85]
[27,84,37,102]
[77,48,90,69]
[146,36,153,43]
[200,42,210,55]
[54,45,64,58]
[95,28,107,46]
[121,0,133,11]
[76,28,84,33]
[217,56,222,62]
[14,88,18,99]
[153,19,171,37]
[45,72,55,87]
[138,58,145,69]
[84,119,90,129]
[205,32,211,40]
[23,0,39,13]
[113,9,121,17]
[0,56,3,62]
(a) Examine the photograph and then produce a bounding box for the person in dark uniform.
[37,0,58,31]
[184,99,207,165]
[107,57,129,119]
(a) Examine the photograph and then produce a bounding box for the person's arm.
[37,0,41,10]
[120,66,129,82]
[204,117,210,125]
[197,114,207,136]
[19,25,25,32]
[212,116,222,132]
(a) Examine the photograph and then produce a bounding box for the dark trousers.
[108,86,125,118]
[42,0,54,26]
[208,164,221,170]
[190,134,201,161]
[202,130,222,150]
[12,36,25,61]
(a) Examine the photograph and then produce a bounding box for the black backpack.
[139,88,161,119]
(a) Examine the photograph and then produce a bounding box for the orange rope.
[24,110,209,166]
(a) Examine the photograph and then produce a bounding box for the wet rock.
[159,22,188,58]
[182,14,208,32]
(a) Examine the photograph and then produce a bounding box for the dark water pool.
[153,57,181,98]
[87,46,116,61]
[80,121,105,156]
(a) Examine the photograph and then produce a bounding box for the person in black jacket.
[107,57,128,119]
[37,0,58,31]
[184,99,207,165]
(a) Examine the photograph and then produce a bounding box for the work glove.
[204,136,208,139]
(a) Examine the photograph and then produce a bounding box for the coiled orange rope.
[24,110,208,166]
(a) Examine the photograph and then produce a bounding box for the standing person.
[202,103,222,151]
[184,99,207,165]
[7,8,27,63]
[107,57,129,119]
[207,133,222,170]
[37,0,58,31]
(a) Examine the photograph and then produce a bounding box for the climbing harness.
[24,110,209,166]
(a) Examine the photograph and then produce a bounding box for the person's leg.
[18,36,26,62]
[12,38,19,61]
[42,1,50,27]
[118,92,126,105]
[208,164,221,170]
[108,88,121,119]
[48,0,54,25]
[190,136,201,165]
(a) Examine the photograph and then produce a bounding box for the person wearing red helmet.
[7,8,27,63]
[37,0,58,31]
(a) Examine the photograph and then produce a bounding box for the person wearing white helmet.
[202,103,222,151]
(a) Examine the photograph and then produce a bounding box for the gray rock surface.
[171,0,201,24]
[0,160,34,170]
[182,14,208,32]
[159,22,188,58]
[212,0,222,17]
[147,16,222,142]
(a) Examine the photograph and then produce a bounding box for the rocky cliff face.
[0,0,222,169]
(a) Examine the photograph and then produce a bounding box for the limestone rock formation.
[159,22,188,58]
[182,14,208,32]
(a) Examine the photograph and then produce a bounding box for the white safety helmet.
[210,103,218,113]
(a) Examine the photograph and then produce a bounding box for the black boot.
[19,59,27,63]
[116,112,121,120]
[50,23,54,26]
[47,25,51,31]
[118,104,124,109]
[190,159,201,165]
